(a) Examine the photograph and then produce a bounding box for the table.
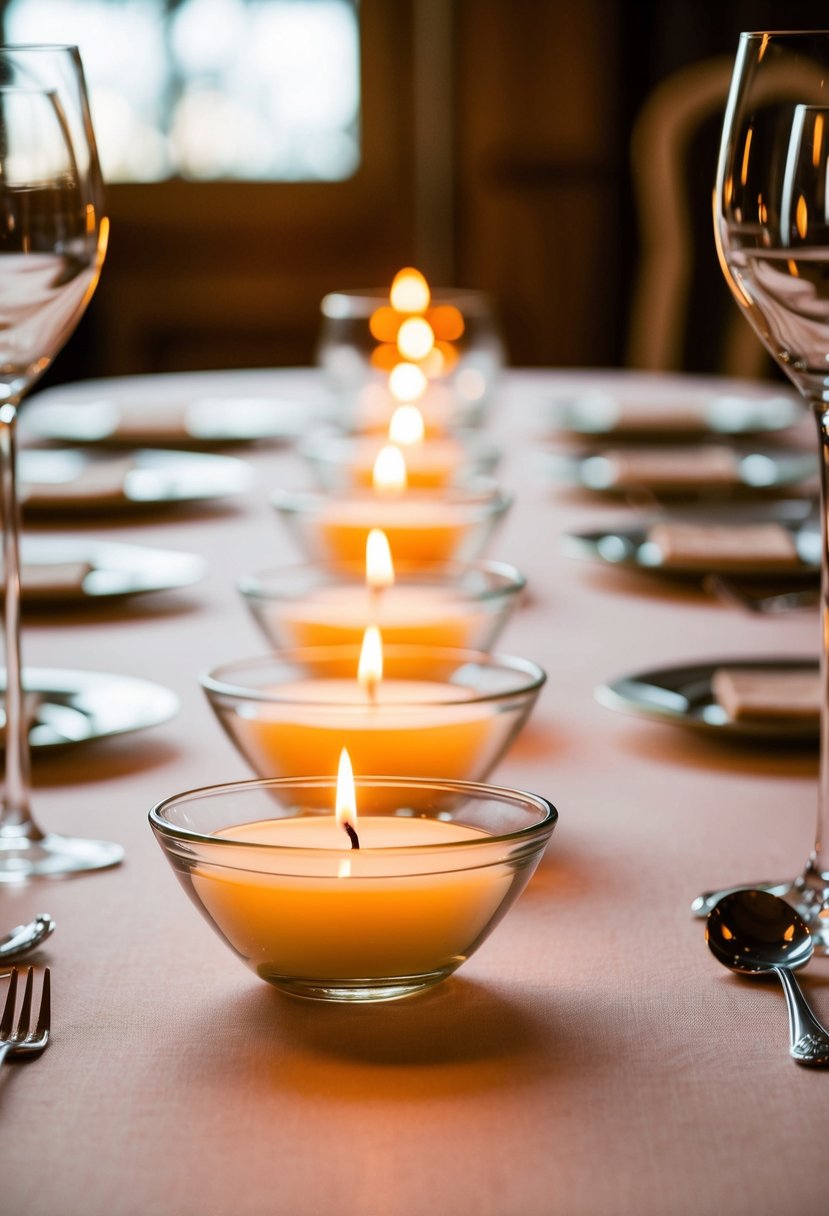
[3,368,826,1216]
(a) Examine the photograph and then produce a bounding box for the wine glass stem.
[0,403,37,838]
[810,403,829,888]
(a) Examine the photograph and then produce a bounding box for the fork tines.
[1,966,51,1062]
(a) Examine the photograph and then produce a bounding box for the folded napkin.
[711,667,820,721]
[109,402,190,441]
[648,522,800,569]
[20,561,93,598]
[21,457,135,505]
[582,396,709,433]
[603,445,740,489]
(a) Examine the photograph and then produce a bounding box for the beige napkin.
[648,522,800,569]
[20,561,93,598]
[21,457,135,505]
[605,400,708,433]
[110,402,190,441]
[604,445,740,489]
[711,667,820,721]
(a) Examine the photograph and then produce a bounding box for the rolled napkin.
[711,666,820,721]
[648,521,801,570]
[602,445,740,489]
[21,457,135,506]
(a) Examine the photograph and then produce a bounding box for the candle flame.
[389,362,428,403]
[397,316,435,361]
[372,443,407,493]
[390,267,430,313]
[388,404,425,446]
[335,747,359,849]
[366,527,395,589]
[358,624,383,694]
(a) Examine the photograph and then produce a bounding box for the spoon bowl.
[706,887,813,974]
[0,913,55,963]
[707,889,829,1066]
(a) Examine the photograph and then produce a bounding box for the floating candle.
[239,554,526,651]
[153,771,557,1001]
[272,480,511,568]
[202,643,545,785]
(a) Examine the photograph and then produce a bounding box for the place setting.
[21,368,321,449]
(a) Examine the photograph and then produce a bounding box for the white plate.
[15,538,208,605]
[2,668,180,751]
[18,448,253,514]
[24,372,316,447]
[596,657,818,742]
[547,389,804,439]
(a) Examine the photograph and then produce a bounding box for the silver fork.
[0,967,50,1066]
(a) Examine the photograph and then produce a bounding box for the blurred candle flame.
[389,362,427,403]
[390,267,431,313]
[366,527,395,589]
[388,404,425,445]
[397,316,435,361]
[358,624,383,697]
[372,443,407,493]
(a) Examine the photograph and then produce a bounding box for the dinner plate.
[544,444,817,497]
[3,668,180,751]
[547,389,804,439]
[14,538,208,605]
[562,512,821,577]
[18,448,253,514]
[23,376,315,447]
[595,657,818,741]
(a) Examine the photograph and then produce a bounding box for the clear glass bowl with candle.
[149,773,557,1002]
[317,271,505,434]
[298,426,501,491]
[238,558,526,651]
[200,644,545,784]
[271,479,512,568]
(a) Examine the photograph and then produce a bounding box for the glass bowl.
[297,428,501,490]
[149,773,557,1002]
[201,644,545,784]
[238,558,526,650]
[317,287,505,433]
[270,479,512,568]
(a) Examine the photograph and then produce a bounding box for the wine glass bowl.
[704,30,829,944]
[0,45,120,880]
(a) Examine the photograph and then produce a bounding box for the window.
[2,0,361,182]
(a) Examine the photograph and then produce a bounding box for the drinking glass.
[695,30,829,945]
[0,45,122,880]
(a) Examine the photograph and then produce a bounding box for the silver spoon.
[707,889,829,1066]
[0,913,55,963]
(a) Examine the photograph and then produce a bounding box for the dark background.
[7,0,829,391]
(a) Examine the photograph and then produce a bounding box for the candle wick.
[344,822,360,850]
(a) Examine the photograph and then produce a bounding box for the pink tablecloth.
[4,368,826,1216]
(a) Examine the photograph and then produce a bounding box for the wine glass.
[694,30,829,945]
[0,45,122,880]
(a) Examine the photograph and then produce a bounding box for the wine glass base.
[0,832,123,883]
[692,873,829,953]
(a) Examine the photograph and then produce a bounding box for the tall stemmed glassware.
[695,30,829,946]
[0,45,122,880]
